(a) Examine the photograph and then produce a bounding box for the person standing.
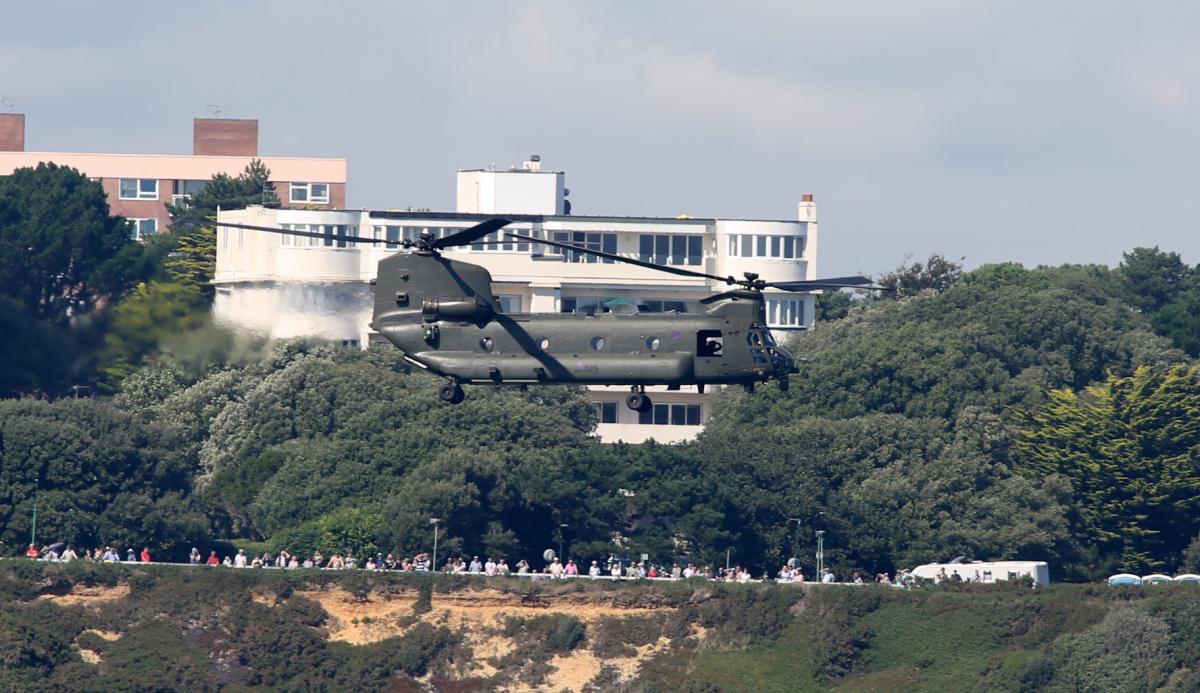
[140,547,152,563]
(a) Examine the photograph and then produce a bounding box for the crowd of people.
[23,542,916,585]
[24,544,153,563]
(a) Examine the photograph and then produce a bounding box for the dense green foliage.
[1015,365,1200,573]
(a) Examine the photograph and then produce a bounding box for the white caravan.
[910,561,1050,586]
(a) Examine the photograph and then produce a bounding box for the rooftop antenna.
[0,95,15,112]
[207,103,224,118]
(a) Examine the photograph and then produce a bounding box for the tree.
[99,281,209,388]
[1151,273,1200,356]
[165,159,279,296]
[1117,246,1192,314]
[0,163,149,322]
[1048,608,1176,692]
[875,253,963,299]
[1014,365,1200,573]
[0,164,154,396]
[0,398,206,558]
[816,290,856,322]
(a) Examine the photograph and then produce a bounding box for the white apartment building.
[214,161,819,443]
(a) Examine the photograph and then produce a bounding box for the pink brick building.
[0,115,347,239]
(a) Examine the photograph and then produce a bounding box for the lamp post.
[558,523,569,561]
[30,476,39,550]
[430,518,440,571]
[815,530,825,579]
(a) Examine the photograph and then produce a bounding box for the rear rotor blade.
[432,218,512,250]
[505,232,734,284]
[214,221,383,245]
[767,276,880,292]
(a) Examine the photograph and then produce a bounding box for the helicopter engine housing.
[421,296,493,324]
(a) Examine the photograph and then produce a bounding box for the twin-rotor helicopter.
[217,218,876,412]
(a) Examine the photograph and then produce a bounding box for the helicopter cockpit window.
[747,330,769,364]
[698,329,723,357]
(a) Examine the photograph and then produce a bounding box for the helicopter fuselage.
[370,250,795,390]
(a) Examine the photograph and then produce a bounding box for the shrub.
[413,578,433,615]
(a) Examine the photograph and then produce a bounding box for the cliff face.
[6,561,1200,692]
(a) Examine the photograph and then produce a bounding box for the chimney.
[798,193,817,223]
[193,118,258,156]
[0,113,25,152]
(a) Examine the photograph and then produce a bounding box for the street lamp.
[30,475,39,550]
[558,524,569,561]
[815,530,825,580]
[429,518,440,571]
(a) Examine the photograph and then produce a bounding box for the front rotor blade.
[767,276,881,292]
[214,221,384,245]
[505,232,734,283]
[432,218,512,250]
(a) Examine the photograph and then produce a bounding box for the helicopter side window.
[591,337,606,350]
[698,330,723,357]
[538,337,551,351]
[646,337,661,351]
[480,337,494,353]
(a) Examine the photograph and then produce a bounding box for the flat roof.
[359,210,800,225]
[0,151,347,182]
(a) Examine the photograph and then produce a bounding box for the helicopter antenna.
[207,103,224,118]
[0,95,15,112]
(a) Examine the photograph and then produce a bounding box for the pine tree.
[165,159,279,297]
[1015,365,1200,572]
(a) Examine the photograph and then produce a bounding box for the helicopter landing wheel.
[439,382,465,404]
[626,391,652,412]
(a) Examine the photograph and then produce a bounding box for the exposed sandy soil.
[39,584,130,606]
[42,584,687,692]
[295,587,682,691]
[75,629,121,665]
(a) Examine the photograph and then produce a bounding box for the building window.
[639,234,702,265]
[595,402,618,424]
[638,403,701,425]
[289,182,330,204]
[496,295,522,313]
[119,178,158,200]
[550,231,616,263]
[464,227,539,253]
[767,298,806,327]
[340,339,360,348]
[127,218,157,241]
[640,299,687,313]
[561,296,615,313]
[730,234,804,259]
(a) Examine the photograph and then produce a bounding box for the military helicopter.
[216,218,875,411]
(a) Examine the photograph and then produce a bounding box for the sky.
[3,1,1199,276]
